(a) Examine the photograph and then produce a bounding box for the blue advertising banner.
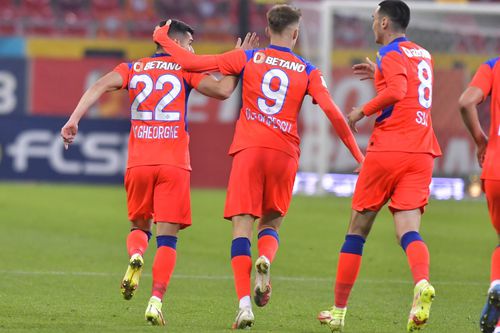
[0,58,27,116]
[0,116,130,183]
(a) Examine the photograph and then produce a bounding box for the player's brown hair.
[266,4,302,34]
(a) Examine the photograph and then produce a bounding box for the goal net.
[293,0,500,199]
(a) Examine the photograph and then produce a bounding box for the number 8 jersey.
[215,45,332,161]
[114,53,206,170]
[363,37,442,157]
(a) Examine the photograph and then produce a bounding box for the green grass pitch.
[0,183,495,332]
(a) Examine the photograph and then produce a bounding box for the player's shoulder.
[484,56,500,69]
[265,45,317,75]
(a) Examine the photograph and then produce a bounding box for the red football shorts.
[483,179,500,234]
[224,147,298,219]
[124,165,191,227]
[352,151,434,213]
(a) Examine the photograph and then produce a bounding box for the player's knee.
[131,218,153,232]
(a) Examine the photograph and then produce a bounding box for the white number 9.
[257,68,289,115]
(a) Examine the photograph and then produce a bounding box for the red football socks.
[405,240,430,284]
[126,229,150,257]
[257,229,279,262]
[231,237,252,300]
[231,255,252,300]
[491,246,500,282]
[335,252,363,308]
[151,246,177,299]
[334,235,365,308]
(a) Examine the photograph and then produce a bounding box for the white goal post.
[291,0,500,197]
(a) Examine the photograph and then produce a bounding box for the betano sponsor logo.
[253,52,305,72]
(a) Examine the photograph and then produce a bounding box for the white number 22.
[129,74,181,121]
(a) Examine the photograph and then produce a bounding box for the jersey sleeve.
[215,49,248,76]
[307,69,365,164]
[113,62,131,89]
[363,51,408,116]
[469,63,493,100]
[183,71,209,89]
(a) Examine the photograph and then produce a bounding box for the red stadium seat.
[55,0,92,37]
[0,0,19,35]
[20,0,57,36]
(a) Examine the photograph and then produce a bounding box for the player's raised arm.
[153,21,251,76]
[61,70,124,149]
[307,69,364,164]
[347,52,407,131]
[458,62,493,167]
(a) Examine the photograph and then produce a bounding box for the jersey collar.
[388,36,408,45]
[268,44,292,53]
[152,52,171,58]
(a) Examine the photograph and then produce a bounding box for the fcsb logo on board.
[253,52,266,64]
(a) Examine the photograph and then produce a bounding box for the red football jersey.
[153,29,364,164]
[469,57,500,180]
[363,37,442,157]
[114,53,205,170]
[215,46,330,160]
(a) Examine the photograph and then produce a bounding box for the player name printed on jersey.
[253,52,306,72]
[245,108,293,133]
[132,124,179,139]
[401,47,431,59]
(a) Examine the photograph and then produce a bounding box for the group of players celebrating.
[60,0,500,332]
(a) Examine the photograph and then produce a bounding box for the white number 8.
[258,68,289,115]
[417,60,432,109]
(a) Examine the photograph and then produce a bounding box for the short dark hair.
[266,4,301,34]
[378,0,410,32]
[158,19,194,38]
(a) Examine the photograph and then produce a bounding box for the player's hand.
[61,120,79,150]
[353,162,363,174]
[235,32,259,50]
[153,19,171,43]
[476,136,488,168]
[352,57,375,81]
[347,107,365,133]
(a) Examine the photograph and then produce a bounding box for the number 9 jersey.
[113,53,206,170]
[215,45,331,162]
[363,37,442,157]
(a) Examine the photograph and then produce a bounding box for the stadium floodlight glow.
[294,172,465,200]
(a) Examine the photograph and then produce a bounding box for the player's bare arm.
[190,30,258,100]
[352,57,376,81]
[196,75,239,100]
[458,86,488,167]
[61,71,123,149]
[347,107,365,133]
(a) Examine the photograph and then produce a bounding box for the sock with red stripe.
[126,228,151,257]
[257,229,279,262]
[334,234,365,308]
[151,235,177,300]
[401,231,430,284]
[231,237,252,308]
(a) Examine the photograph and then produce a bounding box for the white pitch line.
[0,269,485,286]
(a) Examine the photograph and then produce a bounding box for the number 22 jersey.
[113,53,206,170]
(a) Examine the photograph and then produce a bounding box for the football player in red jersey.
[152,5,364,329]
[61,20,257,326]
[317,1,441,332]
[459,56,500,333]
